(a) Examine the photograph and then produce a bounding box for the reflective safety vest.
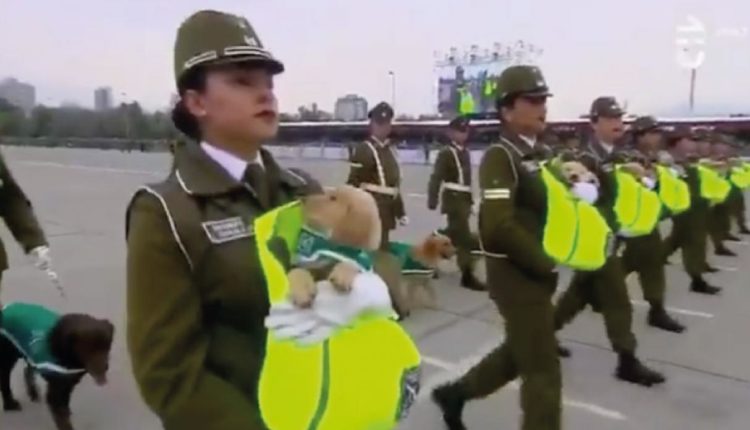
[613,168,663,236]
[697,165,731,205]
[255,202,421,430]
[458,87,475,115]
[729,165,750,189]
[540,167,612,271]
[655,165,691,215]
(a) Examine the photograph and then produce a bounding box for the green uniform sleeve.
[478,146,555,275]
[126,192,267,430]
[346,143,369,187]
[427,150,450,210]
[0,153,47,252]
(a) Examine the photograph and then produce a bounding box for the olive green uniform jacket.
[126,143,318,430]
[427,142,473,214]
[0,150,47,273]
[346,137,405,237]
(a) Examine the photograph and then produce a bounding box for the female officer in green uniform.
[127,11,419,430]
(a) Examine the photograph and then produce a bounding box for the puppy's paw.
[288,268,317,308]
[329,262,360,293]
[3,399,21,411]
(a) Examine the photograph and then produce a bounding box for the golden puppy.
[396,233,457,316]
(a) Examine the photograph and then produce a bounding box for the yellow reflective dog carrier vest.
[255,202,421,430]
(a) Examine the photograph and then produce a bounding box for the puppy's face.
[63,316,115,386]
[413,234,456,268]
[560,161,598,186]
[302,185,382,250]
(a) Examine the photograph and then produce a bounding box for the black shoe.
[432,384,467,430]
[690,279,722,295]
[557,344,571,358]
[648,306,686,333]
[739,226,750,235]
[715,247,737,257]
[704,265,720,273]
[726,234,742,242]
[460,270,487,291]
[616,352,666,387]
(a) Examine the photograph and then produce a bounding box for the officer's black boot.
[739,225,750,235]
[432,383,468,430]
[690,277,722,295]
[615,352,666,387]
[726,233,742,242]
[460,269,487,291]
[703,264,720,273]
[647,302,685,333]
[715,246,737,257]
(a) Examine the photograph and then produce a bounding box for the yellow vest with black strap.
[655,165,691,215]
[697,164,731,205]
[255,202,421,430]
[540,166,612,271]
[613,167,663,236]
[729,163,750,189]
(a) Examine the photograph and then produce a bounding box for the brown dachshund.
[0,306,114,430]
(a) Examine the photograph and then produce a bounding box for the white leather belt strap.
[443,182,472,193]
[362,183,398,196]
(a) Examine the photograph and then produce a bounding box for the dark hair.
[171,67,208,141]
[496,93,521,124]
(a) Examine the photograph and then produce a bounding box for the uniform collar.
[369,136,390,148]
[174,142,307,197]
[499,128,535,156]
[200,141,264,182]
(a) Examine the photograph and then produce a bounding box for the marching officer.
[725,138,750,235]
[427,116,486,291]
[554,98,666,386]
[708,134,742,252]
[346,102,409,316]
[0,151,55,325]
[621,116,685,333]
[662,127,723,294]
[432,65,563,430]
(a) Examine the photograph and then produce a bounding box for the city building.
[94,86,113,111]
[334,94,368,121]
[0,77,36,115]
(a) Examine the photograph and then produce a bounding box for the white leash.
[45,268,66,299]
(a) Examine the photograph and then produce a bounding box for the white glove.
[29,246,52,271]
[617,229,637,238]
[264,272,394,345]
[398,216,409,227]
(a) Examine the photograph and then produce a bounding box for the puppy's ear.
[102,320,115,345]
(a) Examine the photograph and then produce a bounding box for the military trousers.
[444,206,479,272]
[708,203,731,250]
[455,258,561,430]
[664,208,708,277]
[621,229,667,304]
[554,254,637,354]
[728,188,748,231]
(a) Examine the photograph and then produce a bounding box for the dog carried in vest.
[0,302,114,430]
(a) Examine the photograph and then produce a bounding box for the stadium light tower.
[675,15,707,113]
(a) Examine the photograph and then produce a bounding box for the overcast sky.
[1,0,749,118]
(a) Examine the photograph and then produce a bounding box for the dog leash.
[46,268,66,299]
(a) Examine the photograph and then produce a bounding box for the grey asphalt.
[1,146,749,430]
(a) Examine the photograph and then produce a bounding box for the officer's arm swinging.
[427,150,450,210]
[126,193,267,430]
[478,146,555,275]
[0,153,47,251]
[346,143,368,187]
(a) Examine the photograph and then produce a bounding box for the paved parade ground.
[1,146,749,430]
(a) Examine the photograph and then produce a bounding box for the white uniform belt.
[362,183,398,196]
[443,182,471,193]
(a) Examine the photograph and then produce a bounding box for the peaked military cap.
[368,102,394,122]
[448,115,471,131]
[495,65,552,100]
[174,10,284,87]
[631,116,660,134]
[589,97,625,119]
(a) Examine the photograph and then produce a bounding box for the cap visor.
[210,55,285,74]
[523,89,553,98]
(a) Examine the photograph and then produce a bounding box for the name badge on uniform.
[202,217,252,244]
